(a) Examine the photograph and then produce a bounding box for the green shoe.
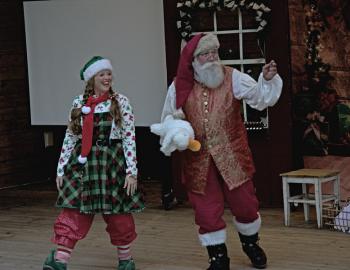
[118,259,135,270]
[43,249,67,270]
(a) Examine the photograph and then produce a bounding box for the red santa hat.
[175,33,220,108]
[194,33,220,57]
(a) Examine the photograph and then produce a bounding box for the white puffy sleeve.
[232,69,283,111]
[160,82,186,122]
[56,96,82,176]
[119,95,138,177]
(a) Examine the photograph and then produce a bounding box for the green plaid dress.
[56,112,145,214]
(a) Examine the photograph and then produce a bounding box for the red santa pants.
[187,159,259,235]
[52,208,137,249]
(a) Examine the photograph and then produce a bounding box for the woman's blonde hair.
[68,77,121,135]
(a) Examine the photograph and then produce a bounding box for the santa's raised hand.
[262,60,278,81]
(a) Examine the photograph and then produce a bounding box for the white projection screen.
[23,0,167,126]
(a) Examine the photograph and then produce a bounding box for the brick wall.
[289,0,350,96]
[0,1,45,188]
[288,0,308,95]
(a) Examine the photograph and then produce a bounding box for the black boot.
[206,243,230,270]
[161,191,177,210]
[238,233,267,269]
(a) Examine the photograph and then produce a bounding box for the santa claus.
[157,33,283,269]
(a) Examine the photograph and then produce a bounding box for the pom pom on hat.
[81,106,91,114]
[78,155,87,164]
[80,56,113,82]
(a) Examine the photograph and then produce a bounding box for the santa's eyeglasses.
[197,49,219,58]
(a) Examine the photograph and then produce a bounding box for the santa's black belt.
[92,138,122,147]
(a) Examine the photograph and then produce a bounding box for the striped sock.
[54,246,72,264]
[116,244,132,261]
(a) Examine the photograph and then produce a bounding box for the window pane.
[243,64,263,80]
[243,33,264,59]
[217,34,240,60]
[216,9,239,30]
[192,9,214,32]
[246,106,268,125]
[241,9,256,29]
[227,64,242,71]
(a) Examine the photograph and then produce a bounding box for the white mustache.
[193,60,224,89]
[197,61,221,71]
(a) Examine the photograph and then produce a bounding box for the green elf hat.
[80,56,113,82]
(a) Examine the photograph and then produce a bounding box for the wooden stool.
[280,169,340,228]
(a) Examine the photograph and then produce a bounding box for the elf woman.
[43,56,144,270]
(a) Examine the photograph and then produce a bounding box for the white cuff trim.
[233,214,261,235]
[198,228,227,247]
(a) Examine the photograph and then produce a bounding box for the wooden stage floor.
[0,181,349,270]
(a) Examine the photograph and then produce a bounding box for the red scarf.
[81,91,110,158]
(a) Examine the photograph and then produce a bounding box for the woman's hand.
[124,175,138,196]
[56,176,63,190]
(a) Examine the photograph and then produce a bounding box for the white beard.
[192,59,224,89]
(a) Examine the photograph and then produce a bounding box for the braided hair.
[68,77,122,135]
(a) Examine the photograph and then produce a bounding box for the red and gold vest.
[182,66,255,193]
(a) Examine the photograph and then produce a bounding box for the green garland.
[304,0,334,111]
[176,0,271,41]
[294,0,337,156]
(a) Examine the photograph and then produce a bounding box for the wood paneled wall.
[0,1,45,188]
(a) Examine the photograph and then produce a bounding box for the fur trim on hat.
[193,33,220,57]
[82,59,113,82]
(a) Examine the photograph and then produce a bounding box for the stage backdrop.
[23,0,167,126]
